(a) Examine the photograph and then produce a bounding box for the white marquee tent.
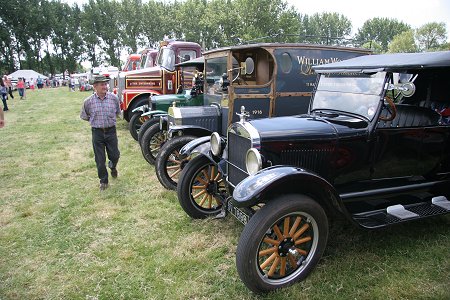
[8,70,48,83]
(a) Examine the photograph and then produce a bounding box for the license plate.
[227,201,250,225]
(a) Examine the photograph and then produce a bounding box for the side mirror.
[399,82,416,97]
[386,82,416,98]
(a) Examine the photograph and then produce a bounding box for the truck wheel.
[177,155,226,219]
[129,112,149,141]
[155,135,196,190]
[141,123,166,165]
[236,195,328,293]
[138,117,159,148]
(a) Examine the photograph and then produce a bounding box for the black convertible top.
[313,51,450,73]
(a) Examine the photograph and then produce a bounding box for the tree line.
[0,0,448,76]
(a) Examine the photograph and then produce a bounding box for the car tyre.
[129,112,149,141]
[155,135,196,190]
[141,123,166,165]
[177,154,226,218]
[138,117,159,147]
[236,194,328,293]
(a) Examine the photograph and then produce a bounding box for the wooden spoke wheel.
[138,117,159,148]
[129,112,149,141]
[155,135,196,190]
[236,195,328,293]
[141,122,166,165]
[177,155,227,219]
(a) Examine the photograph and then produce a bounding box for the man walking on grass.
[80,75,121,191]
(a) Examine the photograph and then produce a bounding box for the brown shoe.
[100,183,108,191]
[111,168,118,178]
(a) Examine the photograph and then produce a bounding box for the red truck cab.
[118,40,202,121]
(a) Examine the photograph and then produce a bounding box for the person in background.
[36,76,44,90]
[17,77,25,99]
[0,80,9,111]
[3,75,14,100]
[80,75,121,191]
[30,78,35,91]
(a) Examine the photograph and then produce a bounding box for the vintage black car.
[152,43,370,190]
[177,51,450,293]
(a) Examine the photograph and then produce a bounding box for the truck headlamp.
[246,148,262,175]
[210,132,222,157]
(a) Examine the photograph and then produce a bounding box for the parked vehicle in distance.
[122,53,141,71]
[188,51,450,293]
[154,43,370,190]
[118,40,202,124]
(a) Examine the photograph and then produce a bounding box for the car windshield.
[157,48,175,71]
[205,56,228,96]
[312,72,387,120]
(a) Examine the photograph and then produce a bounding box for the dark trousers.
[92,127,120,184]
[8,87,14,99]
[1,93,8,111]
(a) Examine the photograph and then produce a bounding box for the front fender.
[180,136,210,157]
[142,110,167,117]
[168,125,213,139]
[180,137,227,176]
[232,166,341,209]
[132,105,149,113]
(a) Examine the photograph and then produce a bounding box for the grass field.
[0,88,449,299]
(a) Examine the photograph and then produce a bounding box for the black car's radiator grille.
[281,149,333,174]
[227,132,252,186]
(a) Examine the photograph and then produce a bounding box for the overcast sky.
[285,0,450,38]
[64,0,450,40]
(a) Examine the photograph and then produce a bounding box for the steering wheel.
[379,96,397,121]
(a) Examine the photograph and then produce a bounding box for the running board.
[352,196,450,229]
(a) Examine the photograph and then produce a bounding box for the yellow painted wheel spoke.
[263,237,279,246]
[295,247,308,256]
[283,217,290,237]
[293,223,310,240]
[289,217,302,237]
[198,194,208,206]
[166,165,180,170]
[268,256,280,277]
[213,172,221,181]
[259,247,277,257]
[207,194,211,208]
[191,185,206,189]
[273,225,283,240]
[210,166,215,181]
[287,254,297,268]
[196,175,208,185]
[168,168,182,179]
[201,169,209,180]
[193,189,207,199]
[260,252,277,270]
[294,236,312,246]
[280,257,287,276]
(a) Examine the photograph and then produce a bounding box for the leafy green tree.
[388,30,418,53]
[416,22,447,51]
[355,17,411,52]
[119,0,146,53]
[81,0,102,67]
[300,12,352,45]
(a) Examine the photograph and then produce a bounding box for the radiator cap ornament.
[236,106,250,123]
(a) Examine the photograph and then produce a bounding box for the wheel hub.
[277,238,294,257]
[206,181,217,194]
